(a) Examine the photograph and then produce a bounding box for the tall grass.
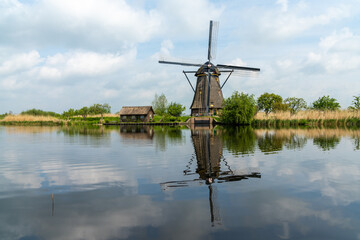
[254,110,360,120]
[1,114,61,122]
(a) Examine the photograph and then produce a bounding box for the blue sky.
[1,0,360,113]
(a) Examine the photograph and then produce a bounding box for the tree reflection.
[257,131,283,153]
[61,126,111,146]
[354,137,360,151]
[284,134,307,150]
[313,135,340,151]
[61,126,109,136]
[221,126,257,156]
[153,126,184,151]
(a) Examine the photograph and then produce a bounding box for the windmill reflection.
[161,126,261,226]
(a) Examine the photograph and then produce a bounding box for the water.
[0,125,359,240]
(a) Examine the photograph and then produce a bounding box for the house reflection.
[161,126,261,226]
[119,126,154,140]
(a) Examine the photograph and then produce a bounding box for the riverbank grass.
[253,110,360,127]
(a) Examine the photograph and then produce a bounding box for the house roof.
[119,106,154,115]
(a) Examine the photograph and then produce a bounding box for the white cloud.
[306,28,360,73]
[0,50,42,75]
[257,4,350,40]
[157,0,224,39]
[0,0,161,51]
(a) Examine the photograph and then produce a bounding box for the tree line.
[221,92,360,125]
[62,103,111,120]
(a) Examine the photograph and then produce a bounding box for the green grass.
[150,115,191,123]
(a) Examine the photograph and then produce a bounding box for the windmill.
[159,20,260,116]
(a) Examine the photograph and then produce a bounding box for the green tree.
[284,97,307,114]
[78,107,89,120]
[257,93,283,114]
[89,103,111,119]
[349,95,360,110]
[220,91,257,125]
[167,102,185,117]
[62,108,77,119]
[312,95,340,111]
[152,93,168,115]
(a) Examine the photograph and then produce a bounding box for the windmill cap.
[195,61,221,76]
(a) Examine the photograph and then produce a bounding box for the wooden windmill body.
[159,21,260,116]
[190,63,223,116]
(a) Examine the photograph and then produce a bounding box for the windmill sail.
[208,21,219,61]
[158,20,260,116]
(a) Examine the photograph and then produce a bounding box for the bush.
[220,91,257,125]
[21,109,60,118]
[167,102,185,117]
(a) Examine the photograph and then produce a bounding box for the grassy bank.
[252,110,360,128]
[0,114,192,126]
[0,115,64,126]
[0,114,113,126]
[2,110,360,128]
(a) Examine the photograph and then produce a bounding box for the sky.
[1,0,360,114]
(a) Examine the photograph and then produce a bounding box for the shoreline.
[1,117,360,128]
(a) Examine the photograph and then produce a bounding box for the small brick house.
[119,106,155,122]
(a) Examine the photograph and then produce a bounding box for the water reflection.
[252,128,360,153]
[221,126,257,156]
[1,126,360,239]
[153,126,185,151]
[313,135,340,151]
[283,133,307,150]
[119,125,154,140]
[257,131,284,153]
[61,126,111,147]
[354,136,360,150]
[161,126,261,226]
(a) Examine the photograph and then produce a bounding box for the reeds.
[253,110,360,128]
[0,114,61,122]
[254,110,360,120]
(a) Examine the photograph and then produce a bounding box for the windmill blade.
[207,20,219,61]
[159,60,203,67]
[217,64,260,72]
[231,71,260,77]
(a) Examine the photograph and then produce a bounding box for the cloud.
[0,50,42,75]
[305,28,360,73]
[256,3,350,40]
[157,0,224,39]
[0,0,360,113]
[0,0,161,51]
